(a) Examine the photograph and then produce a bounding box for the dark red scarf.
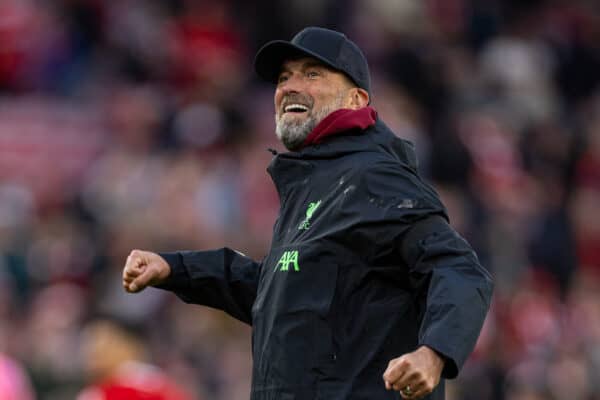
[303,106,377,147]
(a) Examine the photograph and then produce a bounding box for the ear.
[348,87,370,109]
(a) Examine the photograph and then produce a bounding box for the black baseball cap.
[254,27,371,96]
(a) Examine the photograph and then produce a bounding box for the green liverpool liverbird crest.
[298,200,321,230]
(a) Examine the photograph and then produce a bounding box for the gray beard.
[275,113,319,151]
[275,95,345,151]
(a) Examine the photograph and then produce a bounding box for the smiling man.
[122,27,493,400]
[273,57,368,150]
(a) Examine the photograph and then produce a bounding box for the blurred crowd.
[1,0,600,399]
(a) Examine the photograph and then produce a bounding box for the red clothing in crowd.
[77,362,194,400]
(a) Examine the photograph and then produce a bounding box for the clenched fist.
[383,346,445,399]
[122,250,171,293]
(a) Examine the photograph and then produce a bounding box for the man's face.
[274,57,354,151]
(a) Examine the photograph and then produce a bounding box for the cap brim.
[254,40,339,84]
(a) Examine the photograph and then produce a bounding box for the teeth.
[285,104,309,112]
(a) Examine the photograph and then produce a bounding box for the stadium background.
[1,0,600,398]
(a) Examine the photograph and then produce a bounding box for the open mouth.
[283,104,309,114]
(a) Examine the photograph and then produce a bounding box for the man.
[76,319,194,400]
[122,27,493,399]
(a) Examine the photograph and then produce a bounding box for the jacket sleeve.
[362,161,493,379]
[154,248,261,325]
[401,214,493,379]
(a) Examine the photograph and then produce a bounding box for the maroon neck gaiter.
[303,106,377,147]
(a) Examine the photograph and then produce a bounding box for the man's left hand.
[382,345,445,399]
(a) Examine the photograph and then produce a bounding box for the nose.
[276,74,304,109]
[279,73,304,94]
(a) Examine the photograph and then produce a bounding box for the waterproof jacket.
[157,118,494,400]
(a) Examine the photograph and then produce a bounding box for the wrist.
[418,345,445,369]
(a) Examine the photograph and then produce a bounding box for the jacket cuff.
[419,341,459,379]
[154,252,190,290]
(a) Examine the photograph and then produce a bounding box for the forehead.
[280,56,334,73]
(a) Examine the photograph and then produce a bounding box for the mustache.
[280,93,314,112]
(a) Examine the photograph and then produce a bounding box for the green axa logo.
[298,200,321,230]
[274,250,300,272]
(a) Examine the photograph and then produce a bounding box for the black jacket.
[157,119,494,399]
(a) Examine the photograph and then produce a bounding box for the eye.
[306,70,320,78]
[277,74,289,84]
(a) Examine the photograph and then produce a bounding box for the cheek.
[311,91,338,112]
[274,90,284,110]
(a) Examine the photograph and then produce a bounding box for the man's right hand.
[122,250,171,293]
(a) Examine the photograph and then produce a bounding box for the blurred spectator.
[76,319,194,400]
[0,352,36,400]
[25,283,87,398]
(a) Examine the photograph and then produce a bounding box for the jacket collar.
[268,118,420,180]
